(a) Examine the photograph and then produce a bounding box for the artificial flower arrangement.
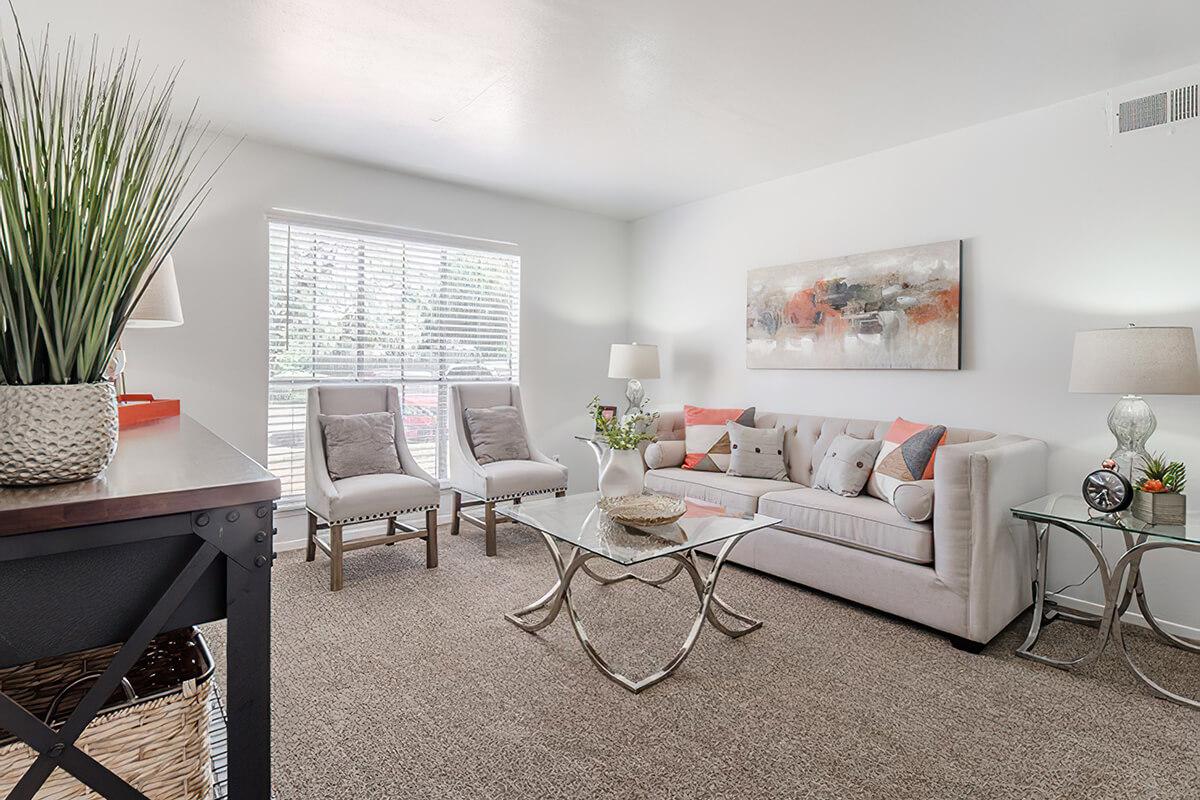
[588,396,658,450]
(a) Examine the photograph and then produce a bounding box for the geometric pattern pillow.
[866,418,948,506]
[682,405,755,472]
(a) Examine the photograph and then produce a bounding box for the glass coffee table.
[504,491,780,693]
[1011,493,1200,709]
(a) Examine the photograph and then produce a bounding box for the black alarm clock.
[1082,461,1132,514]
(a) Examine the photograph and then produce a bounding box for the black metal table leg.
[224,527,273,799]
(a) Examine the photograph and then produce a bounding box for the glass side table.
[1011,493,1200,709]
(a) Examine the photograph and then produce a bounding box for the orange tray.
[118,394,180,428]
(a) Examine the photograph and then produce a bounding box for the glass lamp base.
[1107,394,1155,478]
[623,378,646,417]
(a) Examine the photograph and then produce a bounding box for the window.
[267,210,520,506]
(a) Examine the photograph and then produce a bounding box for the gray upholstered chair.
[449,383,568,556]
[306,384,440,590]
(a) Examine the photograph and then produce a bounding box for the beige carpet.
[204,522,1200,800]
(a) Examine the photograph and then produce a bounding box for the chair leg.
[330,524,344,591]
[386,516,396,546]
[305,511,317,562]
[484,501,497,557]
[425,509,439,568]
[450,491,462,536]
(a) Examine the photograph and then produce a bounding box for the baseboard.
[1048,591,1200,641]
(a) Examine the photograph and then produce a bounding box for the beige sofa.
[643,410,1047,649]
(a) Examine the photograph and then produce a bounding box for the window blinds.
[267,212,520,506]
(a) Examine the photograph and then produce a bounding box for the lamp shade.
[126,254,183,328]
[1069,326,1200,395]
[608,343,660,379]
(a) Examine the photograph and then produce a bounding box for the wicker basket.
[0,628,215,800]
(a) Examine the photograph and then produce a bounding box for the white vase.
[0,382,119,485]
[599,448,644,498]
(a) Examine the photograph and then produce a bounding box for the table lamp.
[608,343,660,417]
[113,255,184,396]
[1069,324,1200,476]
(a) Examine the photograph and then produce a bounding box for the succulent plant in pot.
[1132,452,1187,525]
[0,21,220,485]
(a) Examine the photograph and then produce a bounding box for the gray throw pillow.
[319,412,403,481]
[813,435,883,497]
[464,405,530,464]
[726,421,787,480]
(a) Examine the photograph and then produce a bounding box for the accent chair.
[305,384,440,590]
[449,383,568,556]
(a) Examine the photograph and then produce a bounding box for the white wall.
[629,68,1200,632]
[123,138,629,536]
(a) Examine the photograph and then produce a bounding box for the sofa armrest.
[933,435,1048,642]
[645,440,686,470]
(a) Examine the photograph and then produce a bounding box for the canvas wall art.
[746,240,961,370]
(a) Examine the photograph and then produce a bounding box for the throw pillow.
[867,418,948,507]
[812,434,882,497]
[319,412,403,481]
[682,405,756,472]
[726,421,787,480]
[644,440,686,470]
[463,405,530,464]
[892,480,935,522]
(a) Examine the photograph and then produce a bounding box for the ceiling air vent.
[1117,83,1199,133]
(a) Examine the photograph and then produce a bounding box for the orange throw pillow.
[682,405,756,472]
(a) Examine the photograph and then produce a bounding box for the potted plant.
[1132,452,1187,525]
[588,396,658,498]
[0,20,218,485]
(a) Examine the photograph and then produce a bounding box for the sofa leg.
[425,509,439,568]
[484,501,497,557]
[450,491,462,536]
[305,511,317,562]
[330,524,344,592]
[555,489,566,498]
[949,635,986,655]
[386,516,397,545]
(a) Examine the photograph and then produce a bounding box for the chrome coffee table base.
[506,531,760,693]
[1018,519,1200,709]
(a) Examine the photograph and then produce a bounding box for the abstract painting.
[746,240,961,370]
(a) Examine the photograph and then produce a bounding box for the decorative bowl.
[597,494,687,528]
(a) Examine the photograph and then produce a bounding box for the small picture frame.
[595,405,618,431]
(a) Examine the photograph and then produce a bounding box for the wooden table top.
[0,414,281,536]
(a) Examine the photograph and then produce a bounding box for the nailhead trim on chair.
[456,486,568,503]
[308,504,440,526]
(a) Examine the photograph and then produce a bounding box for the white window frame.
[266,209,520,509]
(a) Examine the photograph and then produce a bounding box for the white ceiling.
[13,1,1200,219]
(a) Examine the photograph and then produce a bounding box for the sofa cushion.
[645,467,797,515]
[758,486,933,564]
[328,473,439,522]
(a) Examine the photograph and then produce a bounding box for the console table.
[0,415,280,798]
[1012,493,1200,709]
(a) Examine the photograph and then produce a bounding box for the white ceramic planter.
[0,382,119,485]
[599,448,644,498]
